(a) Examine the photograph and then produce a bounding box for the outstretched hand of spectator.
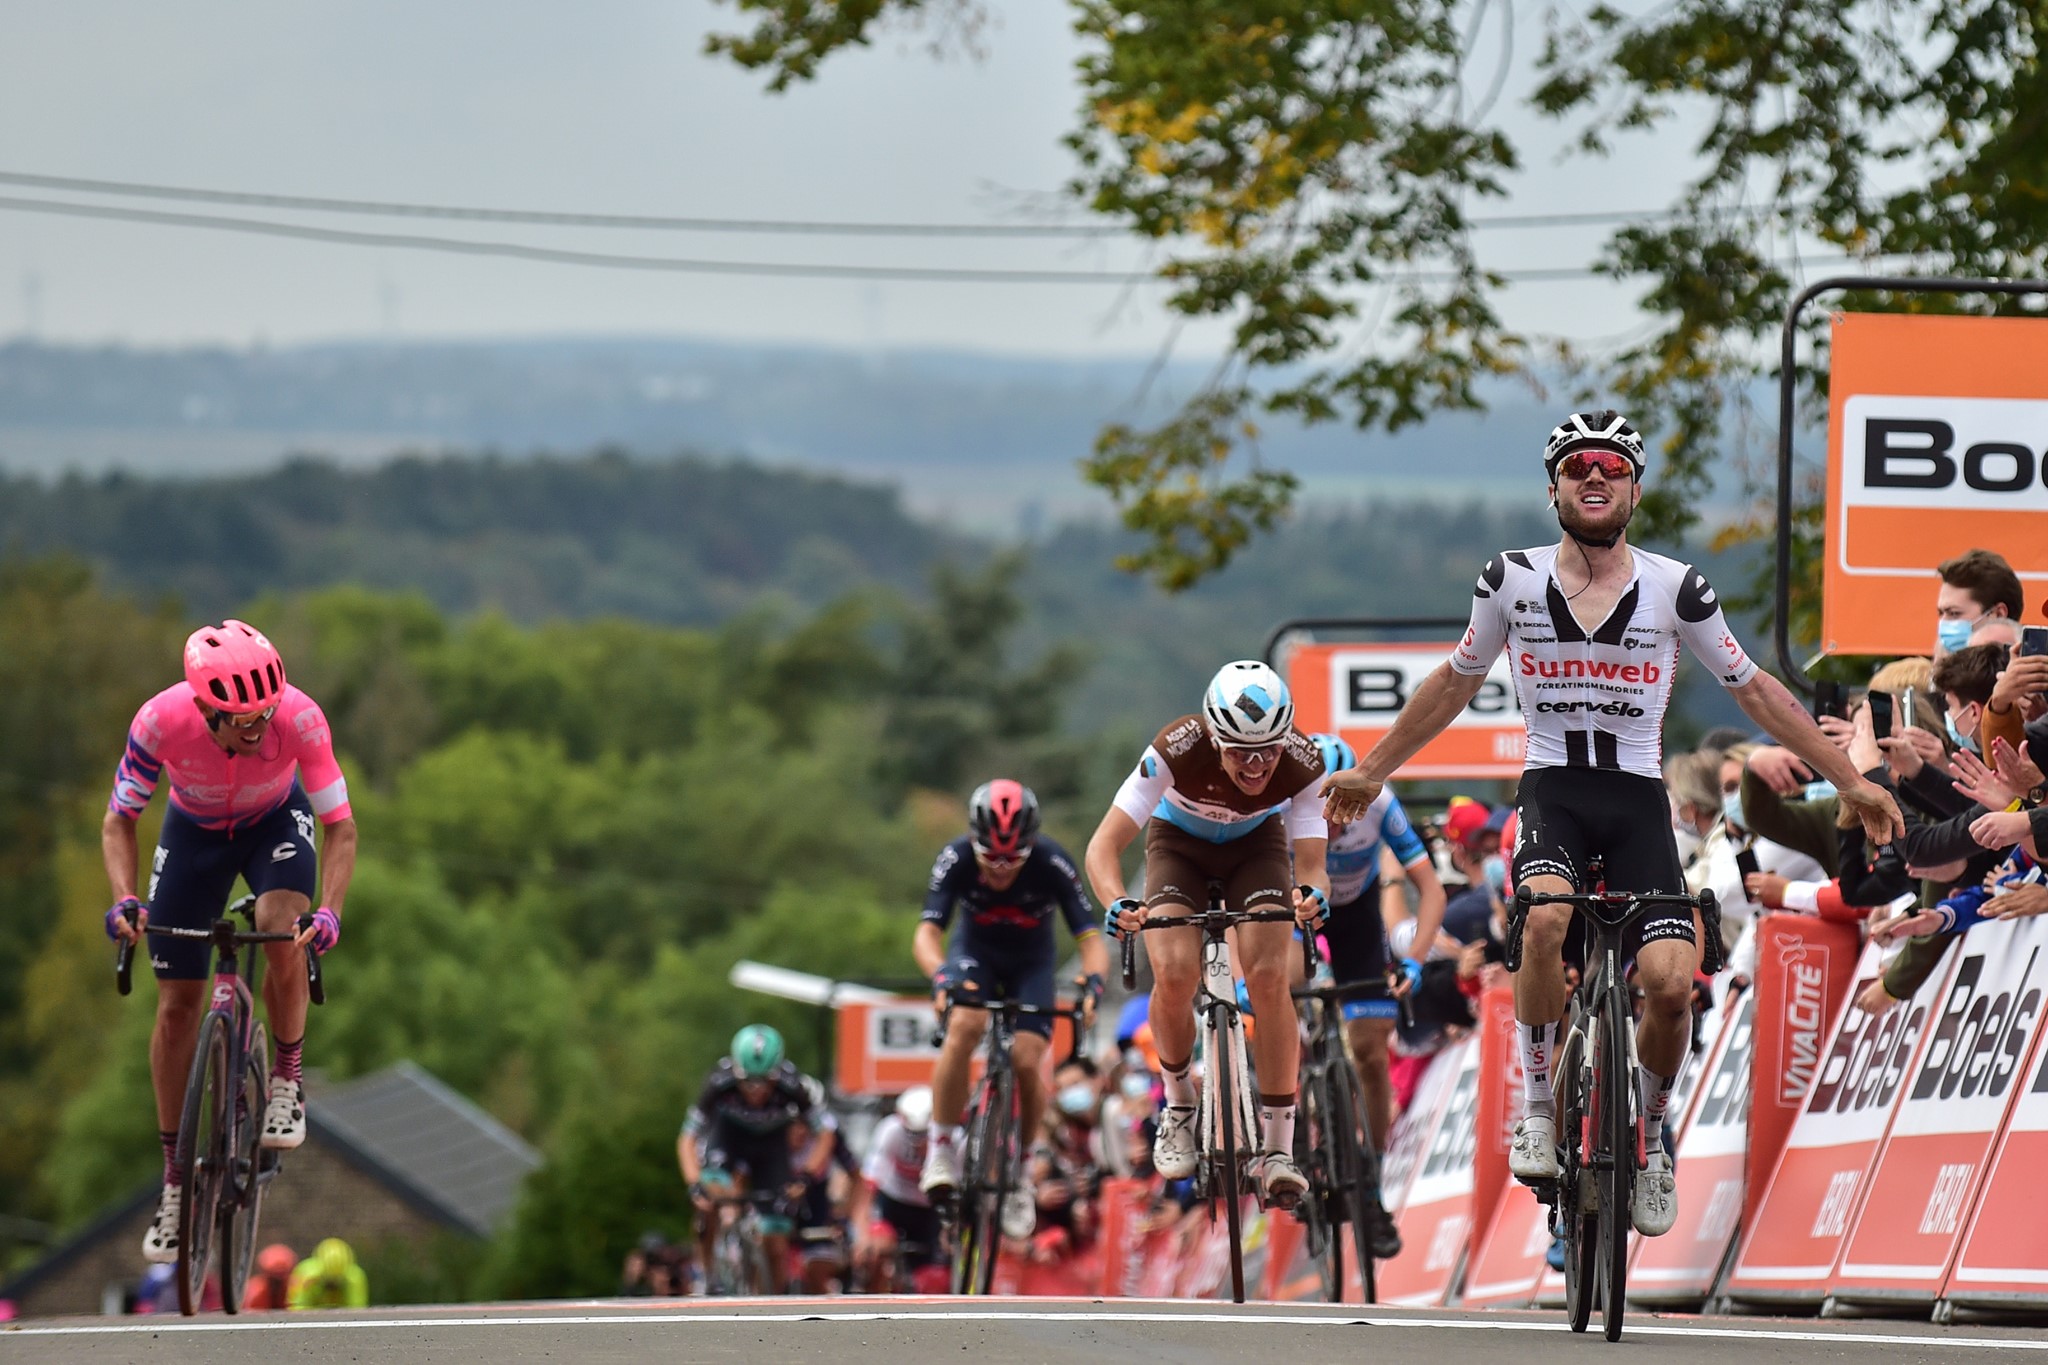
[1952,748,2021,812]
[1747,745,1813,796]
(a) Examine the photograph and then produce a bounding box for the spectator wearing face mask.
[1934,549,2025,659]
[1438,799,1509,947]
[1678,744,1826,993]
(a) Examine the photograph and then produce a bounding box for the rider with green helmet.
[678,1024,836,1295]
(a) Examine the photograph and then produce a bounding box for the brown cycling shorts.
[1142,815,1294,915]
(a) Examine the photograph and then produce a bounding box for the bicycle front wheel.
[1557,1010,1598,1335]
[175,1012,232,1317]
[1211,1015,1247,1304]
[1600,983,1634,1342]
[221,1025,271,1315]
[954,1068,1010,1296]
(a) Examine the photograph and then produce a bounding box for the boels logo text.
[1807,975,1929,1117]
[1909,947,2043,1105]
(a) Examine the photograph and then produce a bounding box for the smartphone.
[1813,680,1845,721]
[2021,625,2048,658]
[1900,687,1917,732]
[1867,690,1894,739]
[1735,846,1762,901]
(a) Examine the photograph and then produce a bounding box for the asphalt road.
[5,1297,2045,1364]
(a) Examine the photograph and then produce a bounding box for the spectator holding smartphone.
[1980,623,2048,773]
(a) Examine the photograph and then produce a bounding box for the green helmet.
[731,1024,785,1079]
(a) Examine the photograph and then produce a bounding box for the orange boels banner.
[1285,641,1525,778]
[835,997,943,1096]
[1823,312,2048,656]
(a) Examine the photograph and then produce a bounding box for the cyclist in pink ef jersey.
[102,620,360,1266]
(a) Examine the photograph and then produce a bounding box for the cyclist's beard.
[1556,490,1633,550]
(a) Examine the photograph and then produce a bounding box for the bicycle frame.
[1292,975,1387,1304]
[1122,885,1315,1303]
[1507,880,1720,1342]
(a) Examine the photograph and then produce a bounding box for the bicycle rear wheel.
[1600,983,1634,1342]
[1328,1054,1378,1305]
[1557,1009,1598,1335]
[1296,1059,1340,1301]
[221,1026,271,1315]
[1211,1013,1247,1304]
[175,1012,232,1317]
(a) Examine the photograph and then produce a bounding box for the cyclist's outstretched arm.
[1326,664,1488,816]
[1730,672,1903,844]
[1084,807,1142,909]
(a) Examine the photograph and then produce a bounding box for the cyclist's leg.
[1599,794,1695,1146]
[1508,770,1592,1176]
[1227,821,1306,1189]
[930,956,990,1130]
[145,807,239,1148]
[696,1138,738,1277]
[1005,949,1057,1144]
[1139,822,1208,1106]
[239,791,319,1148]
[1323,895,1398,1150]
[241,791,316,1053]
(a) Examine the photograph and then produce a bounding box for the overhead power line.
[0,167,1723,238]
[0,191,1852,287]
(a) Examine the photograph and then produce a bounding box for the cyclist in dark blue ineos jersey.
[913,780,1110,1241]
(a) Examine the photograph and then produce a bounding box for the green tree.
[711,0,2048,606]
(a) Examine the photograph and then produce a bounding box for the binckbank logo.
[1843,395,2048,513]
[1778,937,1832,1107]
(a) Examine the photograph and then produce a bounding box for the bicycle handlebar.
[1117,902,1320,991]
[112,894,328,1003]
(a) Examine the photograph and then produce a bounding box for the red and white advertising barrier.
[1461,987,1546,1308]
[1744,915,1864,1233]
[1832,916,2048,1306]
[1628,988,1755,1304]
[1723,939,1958,1306]
[1949,934,2048,1311]
[1377,1035,1482,1306]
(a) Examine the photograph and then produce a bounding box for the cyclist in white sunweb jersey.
[1321,410,1903,1238]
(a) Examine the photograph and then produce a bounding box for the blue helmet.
[1311,732,1355,776]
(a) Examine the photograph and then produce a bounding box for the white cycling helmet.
[1542,409,1646,482]
[895,1085,933,1134]
[1202,660,1294,747]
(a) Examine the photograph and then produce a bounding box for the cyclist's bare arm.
[315,816,359,914]
[1325,664,1489,819]
[678,1131,702,1186]
[101,810,141,936]
[1076,928,1111,984]
[1730,672,1904,845]
[1294,837,1330,914]
[912,921,947,979]
[1403,853,1450,961]
[1084,807,1142,911]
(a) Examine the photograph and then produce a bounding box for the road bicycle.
[1122,881,1316,1303]
[705,1188,787,1297]
[115,893,325,1317]
[935,996,1089,1295]
[1291,969,1390,1304]
[1506,871,1718,1342]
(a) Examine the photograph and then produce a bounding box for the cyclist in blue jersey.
[1308,734,1446,1247]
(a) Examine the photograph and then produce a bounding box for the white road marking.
[5,1304,2046,1349]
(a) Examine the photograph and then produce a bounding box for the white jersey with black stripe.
[1448,543,1757,779]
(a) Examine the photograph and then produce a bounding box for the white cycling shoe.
[261,1077,306,1150]
[1001,1180,1037,1240]
[1253,1151,1308,1207]
[142,1184,181,1264]
[1152,1106,1198,1179]
[1510,1114,1560,1182]
[1632,1148,1678,1236]
[919,1139,960,1198]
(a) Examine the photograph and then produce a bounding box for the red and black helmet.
[968,779,1041,859]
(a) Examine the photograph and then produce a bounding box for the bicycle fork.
[1199,934,1256,1183]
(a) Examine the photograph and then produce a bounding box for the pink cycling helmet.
[183,620,287,714]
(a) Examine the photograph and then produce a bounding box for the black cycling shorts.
[1511,766,1695,951]
[1320,889,1396,1021]
[940,938,1057,1039]
[147,787,319,980]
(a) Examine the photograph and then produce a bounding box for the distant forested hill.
[0,449,1752,743]
[0,451,958,623]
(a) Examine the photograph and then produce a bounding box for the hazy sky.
[0,1,1693,358]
